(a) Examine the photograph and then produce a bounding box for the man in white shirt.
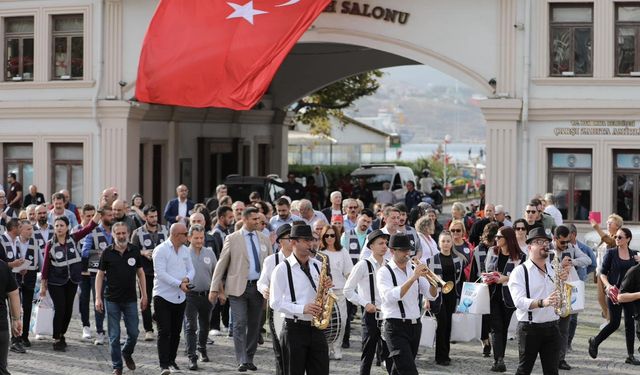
[507,227,566,375]
[152,223,195,375]
[360,206,401,260]
[344,229,391,374]
[543,193,563,226]
[377,234,437,375]
[298,199,328,229]
[269,224,329,375]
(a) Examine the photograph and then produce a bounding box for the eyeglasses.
[525,210,537,214]
[515,227,527,231]
[324,234,336,238]
[557,240,570,245]
[450,229,462,233]
[615,235,627,240]
[531,239,550,246]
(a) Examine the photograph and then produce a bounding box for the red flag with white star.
[136,0,330,110]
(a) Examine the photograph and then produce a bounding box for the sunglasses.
[348,206,358,210]
[557,240,570,245]
[525,210,537,214]
[324,234,336,238]
[450,229,462,233]
[615,235,627,240]
[515,227,527,231]
[495,235,504,240]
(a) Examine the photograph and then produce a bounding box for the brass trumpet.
[412,258,454,294]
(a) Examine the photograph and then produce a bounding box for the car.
[223,174,285,204]
[350,163,416,202]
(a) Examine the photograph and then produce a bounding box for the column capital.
[479,99,522,122]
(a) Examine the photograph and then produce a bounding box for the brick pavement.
[8,281,639,374]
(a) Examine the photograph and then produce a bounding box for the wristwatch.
[538,299,544,308]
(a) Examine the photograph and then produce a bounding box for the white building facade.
[0,0,638,229]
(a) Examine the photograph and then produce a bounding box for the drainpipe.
[521,0,531,213]
[92,0,105,200]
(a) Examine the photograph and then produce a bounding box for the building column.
[479,99,522,215]
[271,109,290,178]
[104,0,123,98]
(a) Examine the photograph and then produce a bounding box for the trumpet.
[411,258,454,294]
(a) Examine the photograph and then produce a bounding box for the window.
[549,4,593,77]
[548,149,592,221]
[3,143,33,188]
[51,144,83,204]
[613,150,640,222]
[616,4,640,76]
[51,14,83,80]
[4,17,34,81]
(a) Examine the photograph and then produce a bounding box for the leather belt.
[386,318,420,325]
[188,291,208,297]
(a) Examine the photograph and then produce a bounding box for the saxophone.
[552,252,572,318]
[312,251,337,330]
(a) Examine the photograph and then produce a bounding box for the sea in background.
[386,142,486,163]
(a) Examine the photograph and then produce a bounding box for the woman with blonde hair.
[445,201,473,233]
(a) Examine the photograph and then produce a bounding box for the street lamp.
[443,134,452,197]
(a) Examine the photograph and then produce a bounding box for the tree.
[292,70,383,136]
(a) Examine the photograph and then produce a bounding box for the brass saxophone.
[312,251,337,330]
[552,252,572,318]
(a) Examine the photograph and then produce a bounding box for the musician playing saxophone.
[269,224,332,375]
[377,234,438,375]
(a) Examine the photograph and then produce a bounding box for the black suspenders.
[523,266,533,323]
[385,264,406,319]
[366,260,375,305]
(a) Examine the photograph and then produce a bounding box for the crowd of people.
[0,171,640,375]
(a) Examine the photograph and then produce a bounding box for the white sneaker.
[82,326,92,340]
[144,331,155,341]
[332,347,342,360]
[94,332,105,345]
[600,321,609,330]
[35,334,47,341]
[209,329,222,336]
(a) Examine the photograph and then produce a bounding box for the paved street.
[8,280,639,374]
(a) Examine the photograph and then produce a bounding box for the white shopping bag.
[72,287,81,318]
[419,312,437,348]
[34,294,55,336]
[450,313,481,342]
[456,282,490,314]
[507,312,518,338]
[567,280,585,312]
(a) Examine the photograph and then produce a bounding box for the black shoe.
[228,330,233,337]
[257,334,264,345]
[558,360,572,370]
[189,357,198,371]
[626,356,640,365]
[198,350,210,362]
[342,340,350,349]
[60,335,67,348]
[588,337,598,359]
[52,340,66,352]
[169,362,180,371]
[436,360,450,366]
[245,363,257,371]
[483,342,492,357]
[22,337,31,347]
[237,363,248,372]
[10,340,26,354]
[123,354,136,370]
[491,360,506,372]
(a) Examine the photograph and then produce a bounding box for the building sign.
[554,120,639,136]
[324,1,410,25]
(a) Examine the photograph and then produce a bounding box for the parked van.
[350,164,416,202]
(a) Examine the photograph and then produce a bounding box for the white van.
[351,164,417,202]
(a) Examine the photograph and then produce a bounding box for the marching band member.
[344,229,391,375]
[377,234,438,375]
[269,224,330,375]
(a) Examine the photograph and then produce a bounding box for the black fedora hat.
[367,229,389,245]
[526,227,552,244]
[276,224,292,242]
[290,224,314,240]
[388,234,413,250]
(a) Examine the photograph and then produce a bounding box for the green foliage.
[293,70,383,136]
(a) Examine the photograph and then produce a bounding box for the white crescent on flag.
[276,0,300,7]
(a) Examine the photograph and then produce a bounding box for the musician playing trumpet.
[377,234,438,375]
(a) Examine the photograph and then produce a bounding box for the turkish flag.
[136,0,330,110]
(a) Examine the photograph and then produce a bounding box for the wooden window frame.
[612,149,640,223]
[547,148,593,222]
[548,3,594,77]
[615,3,640,76]
[51,143,83,204]
[3,16,34,82]
[50,14,84,80]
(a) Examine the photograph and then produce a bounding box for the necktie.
[247,233,261,274]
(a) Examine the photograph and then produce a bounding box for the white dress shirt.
[377,259,437,320]
[269,254,322,321]
[418,232,439,263]
[257,251,287,295]
[153,240,195,304]
[178,199,187,220]
[344,255,385,308]
[507,259,558,323]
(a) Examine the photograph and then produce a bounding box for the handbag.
[567,280,585,312]
[34,294,55,336]
[450,313,481,342]
[456,282,490,314]
[419,312,437,348]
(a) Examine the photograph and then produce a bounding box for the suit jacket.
[210,229,270,297]
[163,198,195,225]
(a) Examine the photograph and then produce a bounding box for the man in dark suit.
[163,185,194,226]
[23,185,45,207]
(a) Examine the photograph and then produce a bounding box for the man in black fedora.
[377,234,437,375]
[269,224,331,375]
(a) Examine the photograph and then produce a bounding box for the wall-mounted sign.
[554,120,639,136]
[324,1,410,25]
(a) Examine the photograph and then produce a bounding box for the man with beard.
[360,206,401,261]
[131,205,168,341]
[394,203,422,258]
[341,212,373,265]
[34,204,53,258]
[81,206,115,345]
[47,193,78,228]
[95,222,147,375]
[270,198,300,231]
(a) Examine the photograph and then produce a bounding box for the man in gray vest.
[341,212,373,266]
[131,205,168,341]
[81,205,114,345]
[394,203,422,257]
[0,219,26,354]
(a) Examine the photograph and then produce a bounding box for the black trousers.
[435,292,456,363]
[361,312,391,375]
[18,284,35,341]
[184,293,213,359]
[343,300,355,345]
[281,320,329,375]
[594,299,636,355]
[490,297,515,361]
[481,313,491,341]
[140,274,154,332]
[154,296,186,369]
[48,281,78,340]
[267,308,284,375]
[210,299,230,330]
[383,319,421,375]
[515,321,560,375]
